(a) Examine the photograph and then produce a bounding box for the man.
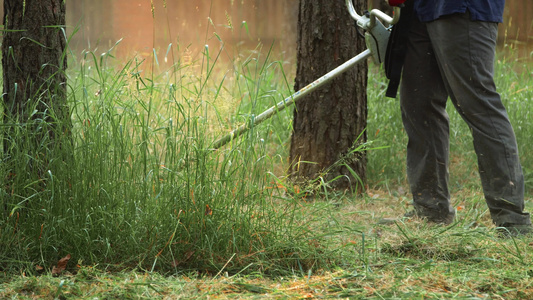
[388,0,531,235]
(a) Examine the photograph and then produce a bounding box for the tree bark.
[289,0,367,191]
[2,0,70,198]
[3,0,68,121]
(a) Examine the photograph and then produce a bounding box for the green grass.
[2,192,533,298]
[1,13,533,299]
[0,36,333,276]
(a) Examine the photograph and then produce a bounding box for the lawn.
[2,190,533,298]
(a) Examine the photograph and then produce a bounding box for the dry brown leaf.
[51,254,71,276]
[205,204,213,216]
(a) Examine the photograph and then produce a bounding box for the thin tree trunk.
[289,0,367,191]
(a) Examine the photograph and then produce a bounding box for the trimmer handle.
[346,0,401,29]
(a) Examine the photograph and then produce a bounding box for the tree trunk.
[3,0,68,121]
[2,0,70,202]
[289,0,367,191]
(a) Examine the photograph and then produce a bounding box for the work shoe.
[378,209,455,225]
[496,224,532,238]
[403,209,456,225]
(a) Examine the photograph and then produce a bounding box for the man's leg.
[399,18,455,223]
[426,13,530,227]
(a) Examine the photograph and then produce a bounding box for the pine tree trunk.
[2,0,68,122]
[2,0,70,203]
[289,0,367,191]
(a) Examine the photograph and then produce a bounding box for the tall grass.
[0,28,349,275]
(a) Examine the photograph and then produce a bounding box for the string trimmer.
[212,0,403,150]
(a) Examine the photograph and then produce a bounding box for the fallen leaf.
[52,254,71,276]
[205,204,212,216]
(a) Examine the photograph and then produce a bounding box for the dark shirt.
[414,0,505,23]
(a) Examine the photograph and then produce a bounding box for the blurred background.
[3,0,531,69]
[68,0,532,63]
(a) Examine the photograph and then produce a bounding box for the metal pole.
[211,48,372,150]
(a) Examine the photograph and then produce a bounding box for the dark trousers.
[399,12,530,226]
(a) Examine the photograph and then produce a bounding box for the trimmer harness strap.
[385,0,414,98]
